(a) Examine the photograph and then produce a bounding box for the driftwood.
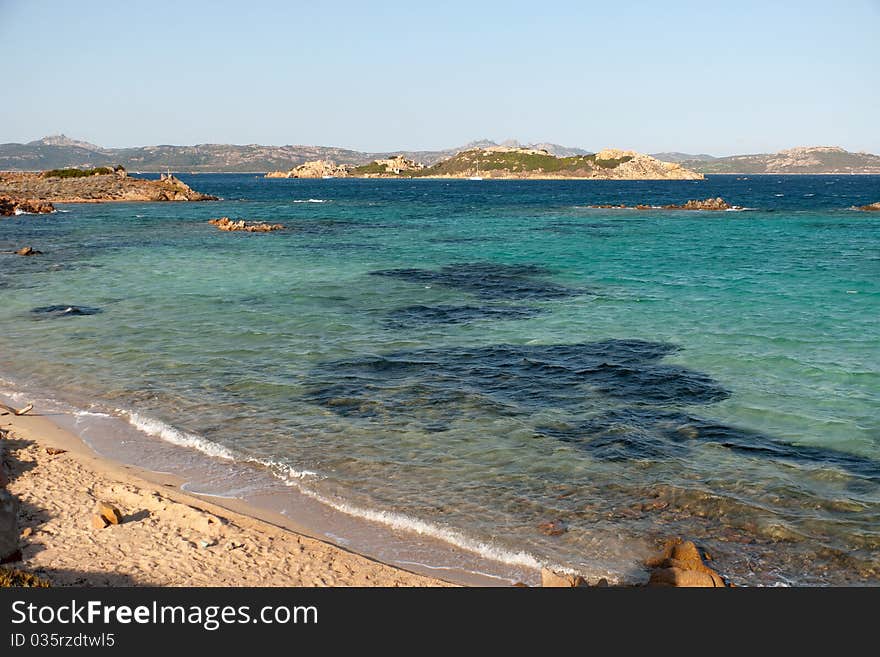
[0,402,33,416]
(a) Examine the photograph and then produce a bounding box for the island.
[264,147,704,180]
[0,167,217,206]
[659,146,880,175]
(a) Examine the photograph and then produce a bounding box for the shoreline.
[1,406,455,587]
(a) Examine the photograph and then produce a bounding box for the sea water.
[1,174,878,585]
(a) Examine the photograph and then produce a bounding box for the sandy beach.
[1,407,450,587]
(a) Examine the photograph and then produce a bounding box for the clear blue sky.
[2,0,878,154]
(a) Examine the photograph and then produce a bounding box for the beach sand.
[1,409,450,587]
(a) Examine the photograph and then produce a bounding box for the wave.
[118,409,237,461]
[114,407,556,573]
[292,199,329,203]
[289,484,565,574]
[13,209,57,216]
[111,405,566,576]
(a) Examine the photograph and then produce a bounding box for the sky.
[1,0,878,155]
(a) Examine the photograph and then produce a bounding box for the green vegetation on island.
[41,166,124,179]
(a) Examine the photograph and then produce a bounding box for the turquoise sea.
[1,174,878,585]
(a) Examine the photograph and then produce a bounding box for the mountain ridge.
[1,137,877,174]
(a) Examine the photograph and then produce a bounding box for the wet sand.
[1,409,451,587]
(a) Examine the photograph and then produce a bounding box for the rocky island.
[589,197,736,211]
[265,147,703,180]
[0,167,217,204]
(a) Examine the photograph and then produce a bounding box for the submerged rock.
[304,339,728,432]
[31,305,102,318]
[536,407,880,479]
[383,304,544,328]
[537,519,568,536]
[370,262,582,300]
[855,202,880,211]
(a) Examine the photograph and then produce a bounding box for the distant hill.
[670,146,880,174]
[0,136,592,172]
[5,137,876,174]
[0,136,381,172]
[651,152,717,163]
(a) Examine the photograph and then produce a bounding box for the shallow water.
[1,174,878,585]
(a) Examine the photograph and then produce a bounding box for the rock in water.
[541,567,587,587]
[95,501,122,525]
[855,202,880,211]
[15,246,42,256]
[208,217,284,232]
[0,195,56,216]
[537,520,568,536]
[0,490,21,561]
[664,197,732,211]
[646,537,728,587]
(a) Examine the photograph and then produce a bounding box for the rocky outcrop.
[353,155,426,177]
[646,538,728,587]
[265,160,352,179]
[208,217,284,232]
[665,197,732,211]
[855,202,880,211]
[588,197,734,211]
[0,195,55,216]
[15,246,42,256]
[0,171,217,203]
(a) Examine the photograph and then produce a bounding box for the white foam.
[246,456,319,481]
[292,199,329,203]
[290,484,554,572]
[13,209,57,216]
[73,410,112,418]
[118,409,236,461]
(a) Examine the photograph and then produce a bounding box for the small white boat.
[467,176,483,181]
[322,175,335,179]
